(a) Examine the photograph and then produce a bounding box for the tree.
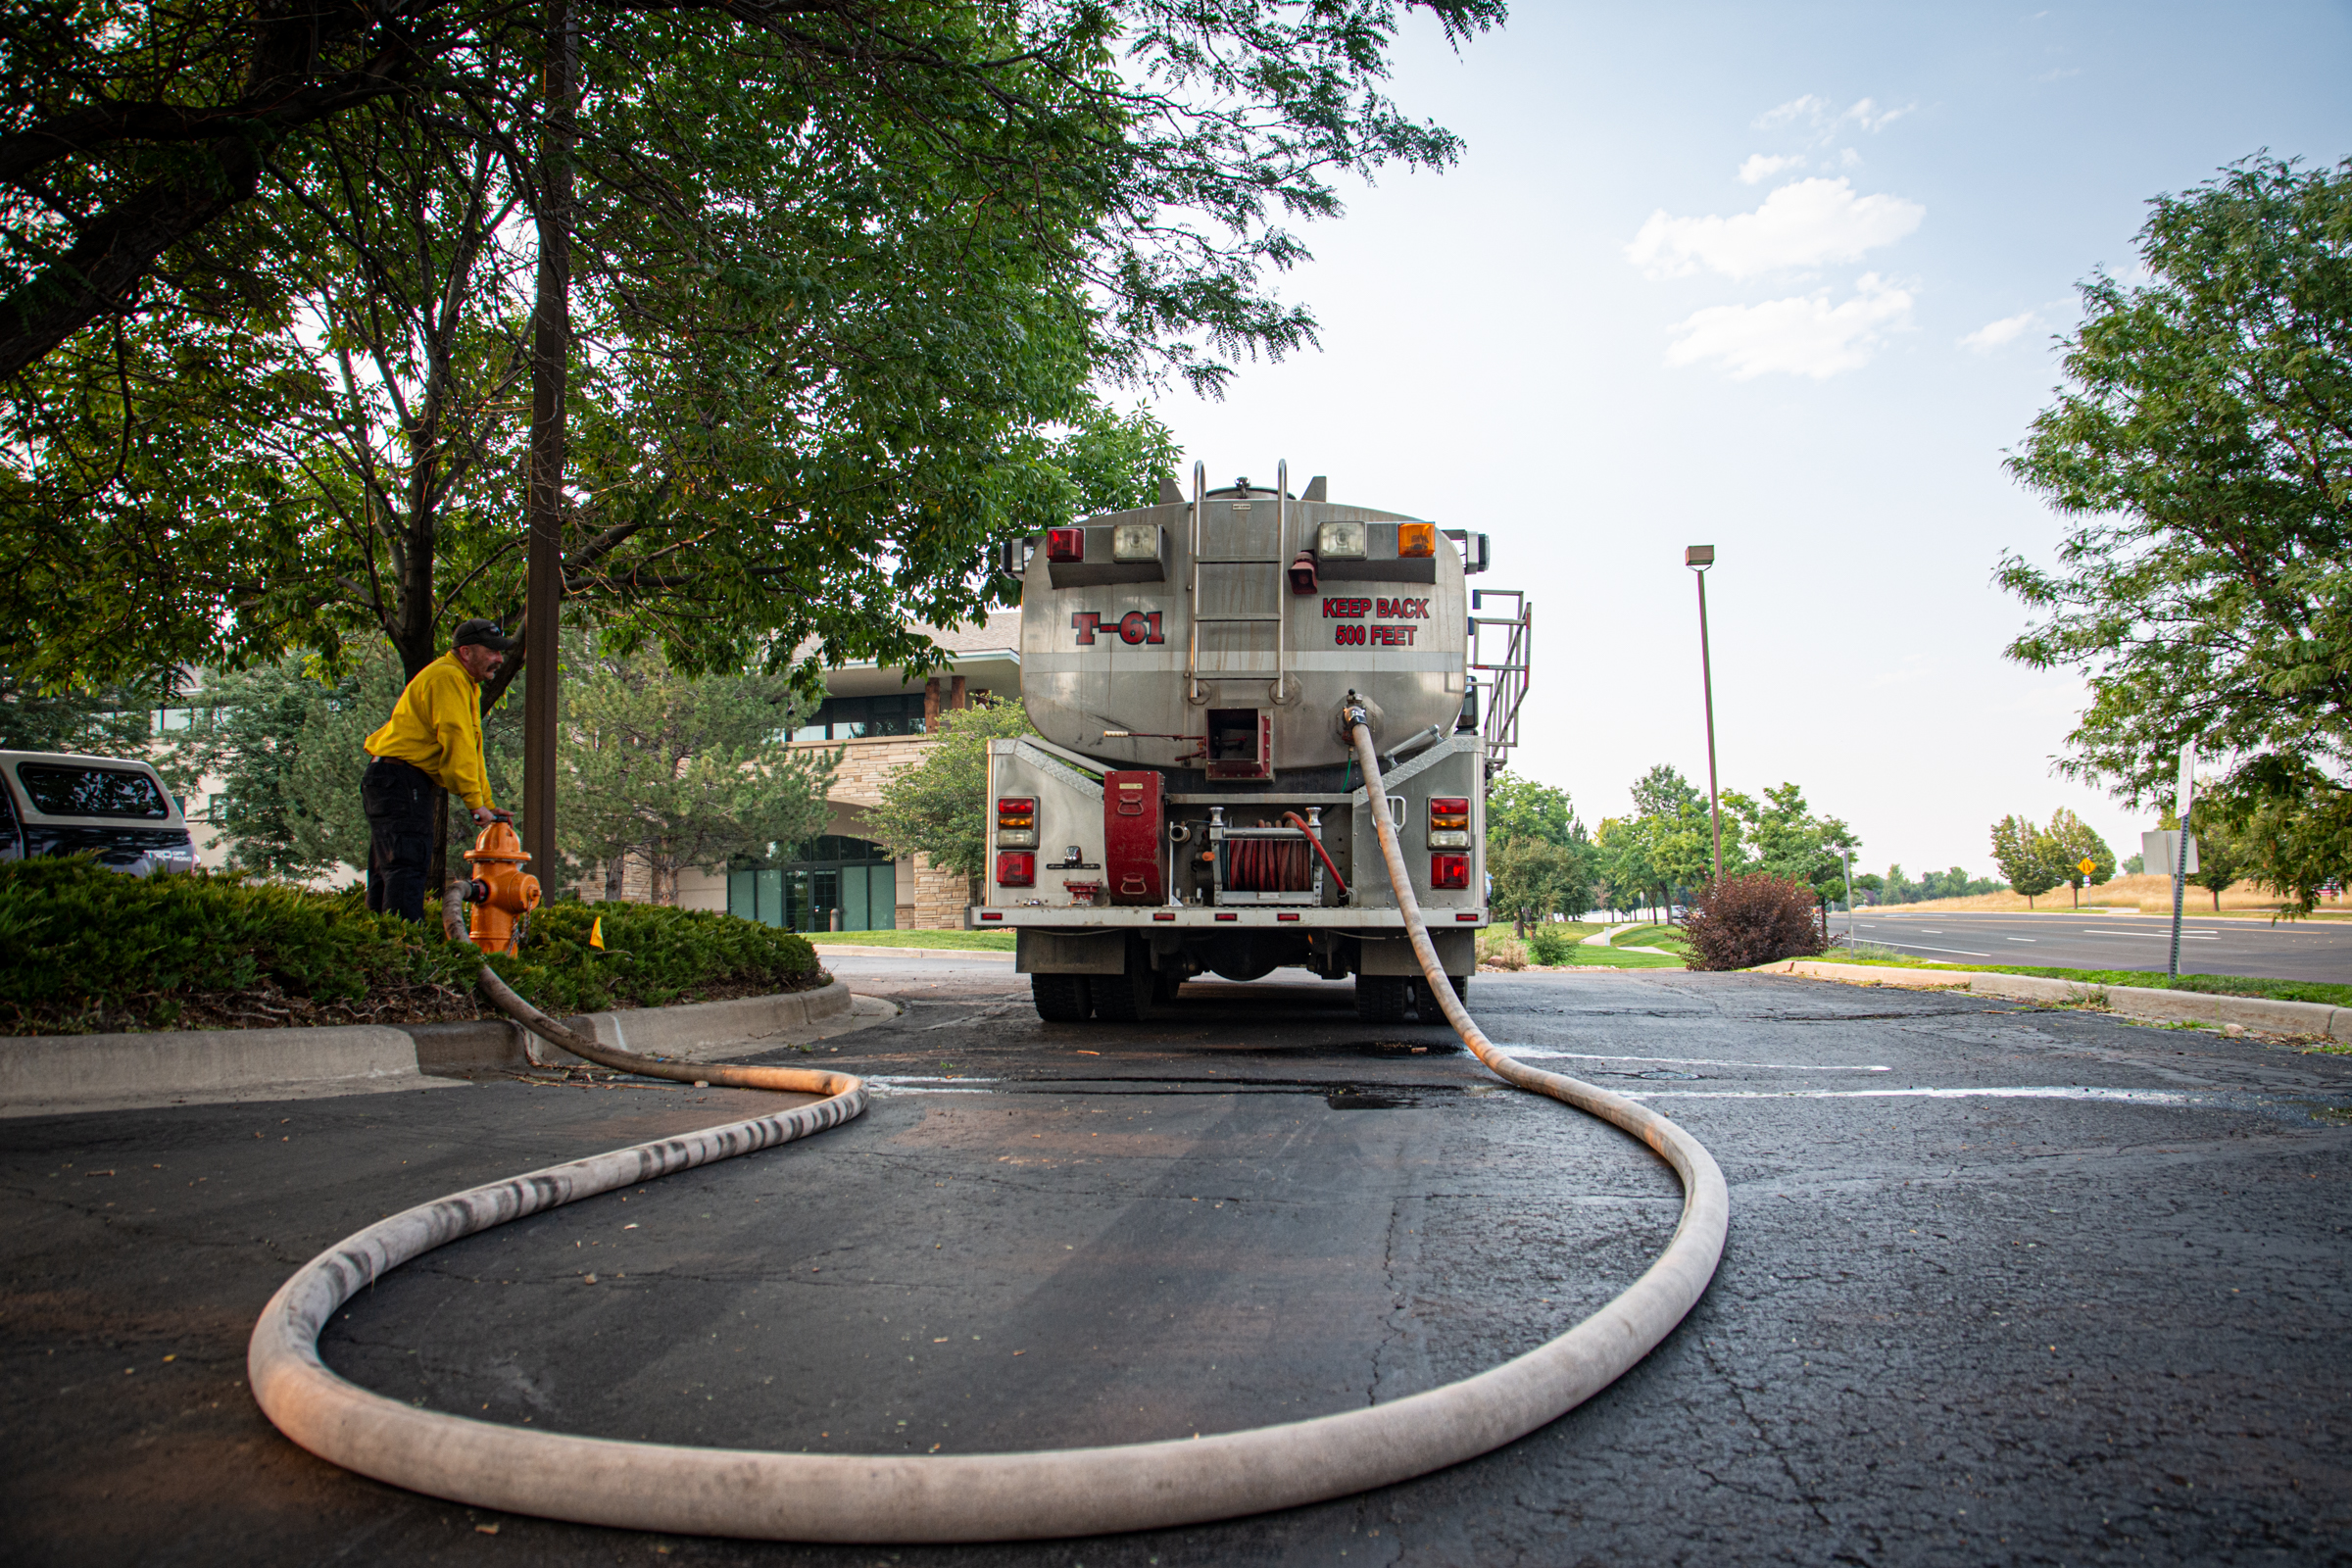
[2044,807,2117,907]
[864,697,1036,884]
[1728,781,1857,909]
[1989,813,2065,908]
[557,637,835,905]
[2186,815,2252,910]
[1487,771,1575,846]
[2000,155,2352,913]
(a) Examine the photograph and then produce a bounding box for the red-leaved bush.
[1681,873,1826,970]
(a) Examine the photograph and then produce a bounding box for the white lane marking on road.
[1622,1086,2210,1105]
[1503,1050,1890,1073]
[2005,938,2037,943]
[1874,940,1994,957]
[863,1076,1001,1095]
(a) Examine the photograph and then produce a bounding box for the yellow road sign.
[2077,858,2097,876]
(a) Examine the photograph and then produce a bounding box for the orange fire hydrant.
[461,819,542,955]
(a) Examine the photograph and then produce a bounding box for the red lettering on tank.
[1323,597,1371,618]
[1117,611,1166,645]
[1070,612,1102,645]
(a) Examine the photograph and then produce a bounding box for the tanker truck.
[972,461,1532,1024]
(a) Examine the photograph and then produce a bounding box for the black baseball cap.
[452,618,518,653]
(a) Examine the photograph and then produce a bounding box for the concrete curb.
[0,1025,461,1117]
[0,977,866,1117]
[808,943,1016,961]
[528,979,858,1066]
[1757,958,2352,1043]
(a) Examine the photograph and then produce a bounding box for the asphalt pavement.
[4,953,2349,1566]
[1848,909,2352,984]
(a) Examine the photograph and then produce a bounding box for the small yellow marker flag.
[589,917,605,951]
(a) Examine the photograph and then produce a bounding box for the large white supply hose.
[247,748,1728,1542]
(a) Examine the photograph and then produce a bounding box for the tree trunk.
[602,853,625,903]
[520,0,576,890]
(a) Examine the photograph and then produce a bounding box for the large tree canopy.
[2000,155,2351,908]
[2,0,1499,694]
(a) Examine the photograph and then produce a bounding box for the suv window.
[15,763,171,820]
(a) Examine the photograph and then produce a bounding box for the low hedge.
[0,856,825,1035]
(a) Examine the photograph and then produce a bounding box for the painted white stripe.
[862,1076,1001,1095]
[1624,1086,2207,1105]
[1875,940,1994,957]
[1504,1050,1890,1073]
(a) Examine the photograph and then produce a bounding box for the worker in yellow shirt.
[360,619,516,920]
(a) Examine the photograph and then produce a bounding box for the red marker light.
[996,852,1035,887]
[1430,852,1470,889]
[1045,527,1085,563]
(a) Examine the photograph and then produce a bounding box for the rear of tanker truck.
[972,462,1520,1024]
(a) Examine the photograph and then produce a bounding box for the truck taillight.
[997,796,1037,849]
[996,851,1036,887]
[1428,795,1470,849]
[1046,527,1084,563]
[1431,852,1470,889]
[1397,521,1437,558]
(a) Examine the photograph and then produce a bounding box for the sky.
[1141,1,2352,880]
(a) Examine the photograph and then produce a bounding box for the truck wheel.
[1355,974,1412,1023]
[1094,945,1157,1024]
[1031,974,1093,1022]
[1414,975,1469,1017]
[1152,966,1184,1004]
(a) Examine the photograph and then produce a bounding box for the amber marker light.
[1397,522,1437,558]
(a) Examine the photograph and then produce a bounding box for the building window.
[786,694,928,742]
[726,836,899,931]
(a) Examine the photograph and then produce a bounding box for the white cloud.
[1626,178,1925,279]
[1754,94,1831,129]
[1959,310,2038,352]
[1838,146,1863,169]
[1752,94,1915,136]
[1738,153,1806,184]
[1841,97,1912,132]
[1664,273,1915,379]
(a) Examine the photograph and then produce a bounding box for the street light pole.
[2169,742,2194,981]
[1686,545,1723,888]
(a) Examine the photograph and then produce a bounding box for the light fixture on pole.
[1686,545,1724,889]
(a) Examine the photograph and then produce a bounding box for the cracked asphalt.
[4,956,2349,1566]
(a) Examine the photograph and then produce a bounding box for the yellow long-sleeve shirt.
[363,653,496,809]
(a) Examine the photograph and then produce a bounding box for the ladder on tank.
[1185,458,1294,707]
[1470,588,1532,773]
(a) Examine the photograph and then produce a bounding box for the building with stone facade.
[661,611,1019,930]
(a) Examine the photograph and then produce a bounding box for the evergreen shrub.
[1524,923,1573,964]
[0,857,822,1034]
[1682,873,1826,970]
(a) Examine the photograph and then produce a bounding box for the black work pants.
[362,758,438,922]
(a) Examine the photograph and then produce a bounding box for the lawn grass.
[806,928,1016,952]
[1805,952,2352,1009]
[1611,923,1693,954]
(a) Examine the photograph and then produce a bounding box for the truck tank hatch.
[1205,710,1271,780]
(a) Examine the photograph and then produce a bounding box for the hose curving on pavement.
[246,756,1728,1543]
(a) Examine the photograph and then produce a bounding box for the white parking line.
[1625,1086,2207,1105]
[1504,1050,1890,1073]
[863,1076,1001,1095]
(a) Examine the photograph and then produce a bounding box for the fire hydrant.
[461,818,541,955]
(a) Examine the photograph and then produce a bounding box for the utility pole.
[2169,742,2194,981]
[521,0,575,884]
[1686,545,1723,887]
[1840,842,1855,949]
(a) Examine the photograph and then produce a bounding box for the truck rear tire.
[1031,974,1093,1022]
[1355,974,1412,1023]
[1416,975,1469,1016]
[1093,943,1157,1023]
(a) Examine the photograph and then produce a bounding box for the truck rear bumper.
[968,906,1487,930]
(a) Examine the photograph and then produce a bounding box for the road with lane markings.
[1843,909,2352,983]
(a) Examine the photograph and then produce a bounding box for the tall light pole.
[1686,545,1723,888]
